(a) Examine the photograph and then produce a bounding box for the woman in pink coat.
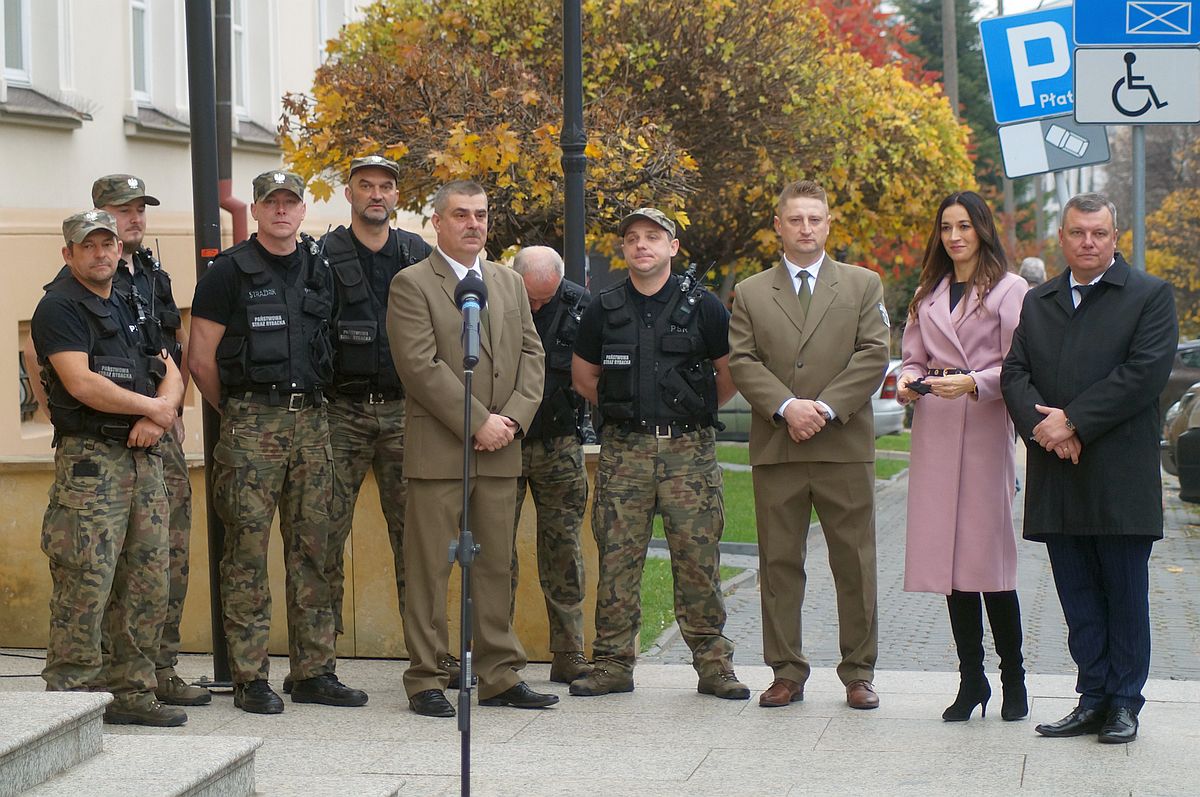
[898,191,1029,723]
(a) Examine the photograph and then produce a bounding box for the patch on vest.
[339,327,374,344]
[602,351,633,368]
[97,362,134,382]
[250,312,286,330]
[248,288,277,300]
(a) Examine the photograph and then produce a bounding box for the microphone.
[454,271,488,369]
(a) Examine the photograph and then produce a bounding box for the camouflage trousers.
[212,397,336,684]
[511,435,589,652]
[41,437,168,697]
[326,396,407,635]
[591,426,734,675]
[155,428,193,671]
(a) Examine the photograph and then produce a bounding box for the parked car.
[1160,378,1200,502]
[718,359,904,442]
[1161,339,1200,417]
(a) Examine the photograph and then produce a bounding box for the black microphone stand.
[452,313,481,797]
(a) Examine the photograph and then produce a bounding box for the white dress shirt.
[437,245,483,281]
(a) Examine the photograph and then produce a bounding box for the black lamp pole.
[184,0,231,685]
[561,0,587,286]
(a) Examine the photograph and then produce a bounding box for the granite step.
[26,734,262,797]
[0,691,108,797]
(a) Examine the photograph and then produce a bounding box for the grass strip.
[640,559,744,652]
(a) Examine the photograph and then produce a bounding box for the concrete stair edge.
[25,734,263,797]
[0,691,110,797]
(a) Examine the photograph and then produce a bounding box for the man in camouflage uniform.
[510,246,593,683]
[304,155,465,693]
[569,209,748,699]
[33,210,186,726]
[24,177,206,707]
[91,175,207,707]
[189,170,367,714]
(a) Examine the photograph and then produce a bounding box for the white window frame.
[316,0,328,65]
[3,0,32,86]
[232,0,248,119]
[130,0,152,105]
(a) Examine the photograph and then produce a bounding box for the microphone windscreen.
[454,271,488,309]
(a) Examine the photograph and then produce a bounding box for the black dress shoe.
[1098,706,1139,744]
[1035,706,1105,737]
[409,689,455,717]
[290,673,368,707]
[479,682,559,709]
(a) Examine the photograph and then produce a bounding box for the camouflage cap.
[62,209,119,244]
[618,207,676,238]
[252,170,306,202]
[91,174,161,208]
[348,154,401,180]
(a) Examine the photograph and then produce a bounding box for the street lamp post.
[561,0,587,286]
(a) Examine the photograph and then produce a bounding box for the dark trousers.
[1044,535,1154,713]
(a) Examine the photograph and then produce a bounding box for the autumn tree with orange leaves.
[281,0,973,298]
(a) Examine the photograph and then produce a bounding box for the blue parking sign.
[980,7,1076,124]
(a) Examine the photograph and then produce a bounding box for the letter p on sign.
[1006,22,1071,106]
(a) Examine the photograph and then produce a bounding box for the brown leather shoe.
[846,680,880,710]
[759,678,804,707]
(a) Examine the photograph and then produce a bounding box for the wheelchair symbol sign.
[1074,46,1200,124]
[1111,52,1168,116]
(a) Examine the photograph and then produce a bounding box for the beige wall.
[0,458,601,662]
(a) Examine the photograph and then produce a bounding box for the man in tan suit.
[385,180,555,717]
[729,180,889,710]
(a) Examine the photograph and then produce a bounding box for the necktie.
[797,271,812,313]
[1074,283,1095,309]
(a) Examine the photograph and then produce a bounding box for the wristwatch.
[1064,416,1076,432]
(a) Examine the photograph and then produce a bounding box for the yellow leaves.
[308,178,334,203]
[520,89,540,106]
[673,210,691,230]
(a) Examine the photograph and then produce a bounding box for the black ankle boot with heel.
[943,677,991,721]
[985,590,1029,721]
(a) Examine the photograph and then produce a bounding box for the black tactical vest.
[595,276,718,428]
[41,277,166,442]
[119,247,184,367]
[213,237,334,395]
[528,278,590,440]
[323,225,424,395]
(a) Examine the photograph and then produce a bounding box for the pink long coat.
[900,271,1028,594]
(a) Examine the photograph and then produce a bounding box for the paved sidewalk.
[2,652,1196,796]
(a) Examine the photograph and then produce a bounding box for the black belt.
[330,388,404,405]
[927,368,971,377]
[231,390,324,411]
[620,420,708,439]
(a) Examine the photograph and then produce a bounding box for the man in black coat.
[1001,193,1177,745]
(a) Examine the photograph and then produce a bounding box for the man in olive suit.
[728,179,889,710]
